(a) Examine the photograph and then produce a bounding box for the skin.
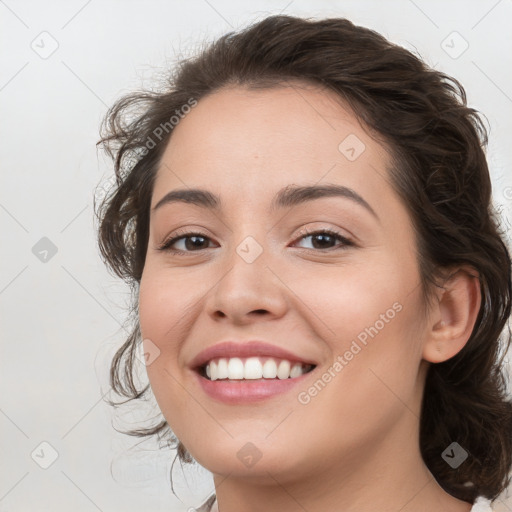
[138,82,481,511]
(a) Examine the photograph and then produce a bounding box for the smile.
[193,357,317,404]
[189,340,319,404]
[202,356,315,381]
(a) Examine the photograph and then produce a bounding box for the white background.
[1,0,511,510]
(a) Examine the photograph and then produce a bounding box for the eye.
[157,231,215,253]
[293,228,354,251]
[156,228,354,254]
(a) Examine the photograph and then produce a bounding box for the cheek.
[138,269,193,416]
[138,265,198,340]
[287,251,424,401]
[287,254,416,344]
[287,288,424,461]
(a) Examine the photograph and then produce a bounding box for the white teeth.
[244,357,263,379]
[217,358,229,379]
[262,359,277,378]
[290,363,303,378]
[227,357,244,379]
[204,357,312,381]
[210,360,218,381]
[277,360,291,379]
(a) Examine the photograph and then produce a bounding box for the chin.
[188,437,305,481]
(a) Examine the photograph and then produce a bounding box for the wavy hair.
[94,14,512,503]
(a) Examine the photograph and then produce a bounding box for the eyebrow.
[152,183,379,221]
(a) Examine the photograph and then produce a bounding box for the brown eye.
[294,229,353,251]
[158,232,214,253]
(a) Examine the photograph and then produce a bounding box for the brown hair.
[94,14,512,503]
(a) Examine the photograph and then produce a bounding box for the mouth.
[196,356,317,381]
[192,356,318,404]
[188,340,319,404]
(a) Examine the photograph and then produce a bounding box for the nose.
[205,239,289,325]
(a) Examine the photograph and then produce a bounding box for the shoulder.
[194,494,217,512]
[470,497,495,512]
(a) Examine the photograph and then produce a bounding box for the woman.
[95,14,512,511]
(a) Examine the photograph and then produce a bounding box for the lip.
[188,340,318,370]
[192,368,316,404]
[188,340,319,405]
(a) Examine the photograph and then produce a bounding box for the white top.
[471,497,495,511]
[196,495,494,511]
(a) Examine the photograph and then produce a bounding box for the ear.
[422,266,482,363]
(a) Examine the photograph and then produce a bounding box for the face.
[138,83,430,484]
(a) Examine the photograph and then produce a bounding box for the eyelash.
[156,227,354,255]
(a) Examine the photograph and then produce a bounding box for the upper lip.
[188,340,319,370]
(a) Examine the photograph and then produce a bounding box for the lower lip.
[192,369,314,404]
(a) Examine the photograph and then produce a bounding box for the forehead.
[151,83,393,212]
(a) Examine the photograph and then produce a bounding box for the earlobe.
[422,266,481,364]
